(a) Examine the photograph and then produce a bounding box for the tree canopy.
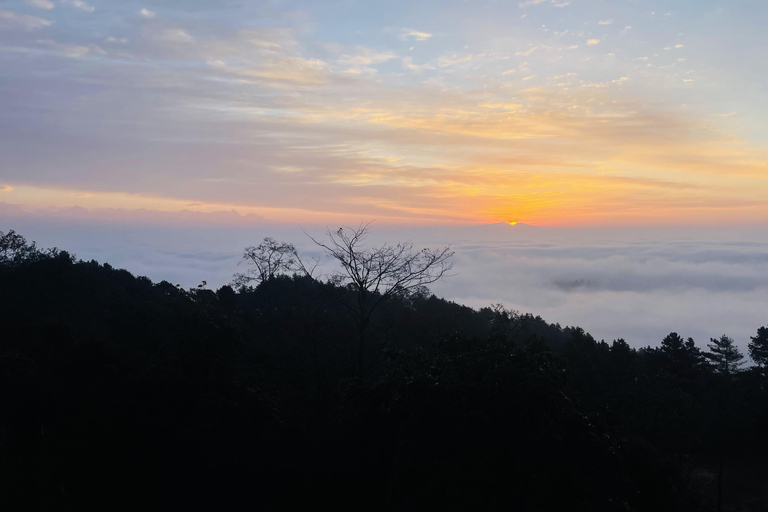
[748,326,768,368]
[705,334,745,375]
[2,228,768,511]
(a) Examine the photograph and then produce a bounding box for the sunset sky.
[2,0,768,226]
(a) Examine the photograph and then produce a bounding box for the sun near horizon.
[1,1,768,228]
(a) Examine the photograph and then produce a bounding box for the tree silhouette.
[748,326,768,368]
[704,334,744,375]
[660,332,705,377]
[298,222,454,381]
[233,237,298,287]
[0,230,39,266]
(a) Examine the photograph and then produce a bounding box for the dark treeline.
[2,229,768,511]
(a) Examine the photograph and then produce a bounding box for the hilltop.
[1,229,767,511]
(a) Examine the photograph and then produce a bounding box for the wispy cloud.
[402,56,434,71]
[159,28,195,44]
[338,47,397,66]
[36,39,97,57]
[62,0,95,13]
[233,56,329,85]
[0,10,52,30]
[24,0,55,10]
[2,0,768,351]
[1,0,768,229]
[515,45,546,57]
[399,28,432,41]
[437,53,472,67]
[520,0,571,7]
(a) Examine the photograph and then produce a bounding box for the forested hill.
[2,229,768,511]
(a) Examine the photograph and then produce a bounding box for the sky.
[1,0,768,226]
[2,1,768,351]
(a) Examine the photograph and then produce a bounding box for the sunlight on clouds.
[515,45,547,57]
[480,103,523,110]
[338,48,397,66]
[400,29,432,42]
[1,184,282,221]
[258,73,768,226]
[2,0,768,228]
[402,56,435,71]
[437,53,472,67]
[1,184,449,225]
[223,57,329,85]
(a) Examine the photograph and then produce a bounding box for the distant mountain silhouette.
[0,202,275,226]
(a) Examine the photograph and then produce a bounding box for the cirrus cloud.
[399,28,432,41]
[0,10,52,30]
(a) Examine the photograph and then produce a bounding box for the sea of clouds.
[5,207,768,355]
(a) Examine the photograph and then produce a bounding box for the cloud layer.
[6,213,767,355]
[0,0,767,225]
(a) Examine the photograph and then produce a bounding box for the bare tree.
[232,237,298,287]
[297,222,454,381]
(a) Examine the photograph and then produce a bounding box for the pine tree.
[748,326,768,368]
[704,334,744,375]
[660,332,704,376]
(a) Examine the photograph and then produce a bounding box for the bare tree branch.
[232,237,298,287]
[294,222,454,381]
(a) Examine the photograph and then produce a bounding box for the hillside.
[2,230,768,511]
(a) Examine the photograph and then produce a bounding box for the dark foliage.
[2,230,767,511]
[705,335,745,375]
[749,326,768,368]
